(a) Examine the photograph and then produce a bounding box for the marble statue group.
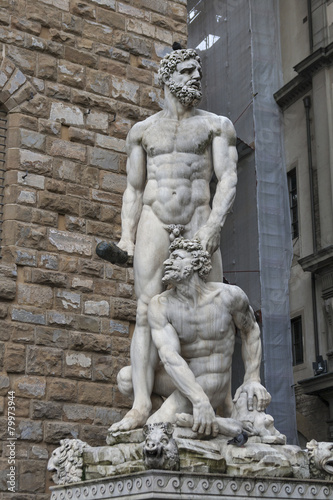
[98,47,273,439]
[49,47,333,489]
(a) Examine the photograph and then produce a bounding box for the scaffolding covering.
[188,0,297,443]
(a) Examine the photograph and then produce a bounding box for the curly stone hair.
[157,49,202,87]
[169,237,212,281]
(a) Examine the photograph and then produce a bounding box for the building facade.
[276,0,333,444]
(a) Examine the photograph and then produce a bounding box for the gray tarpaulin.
[188,0,297,443]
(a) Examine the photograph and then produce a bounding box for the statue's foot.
[96,241,133,267]
[175,413,193,428]
[108,409,148,433]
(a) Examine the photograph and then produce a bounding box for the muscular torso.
[140,112,220,225]
[165,284,236,379]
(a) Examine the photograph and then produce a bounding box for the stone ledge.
[50,471,332,500]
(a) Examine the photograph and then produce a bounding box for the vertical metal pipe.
[303,95,319,359]
[307,0,314,53]
[303,96,317,254]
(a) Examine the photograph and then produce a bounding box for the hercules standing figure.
[107,48,238,432]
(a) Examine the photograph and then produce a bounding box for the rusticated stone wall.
[0,0,187,497]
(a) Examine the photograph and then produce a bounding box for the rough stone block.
[18,420,43,442]
[49,228,92,256]
[87,220,116,238]
[99,58,126,77]
[140,86,164,111]
[113,31,152,57]
[82,19,113,44]
[86,68,110,96]
[94,407,122,426]
[127,65,152,85]
[95,134,126,152]
[38,118,61,136]
[17,172,45,189]
[79,199,101,219]
[31,269,68,288]
[111,77,140,105]
[68,126,94,145]
[44,422,79,444]
[17,189,37,204]
[91,188,122,206]
[6,45,36,75]
[91,0,115,10]
[10,323,35,344]
[17,149,53,175]
[64,45,98,68]
[35,326,68,349]
[17,283,53,308]
[58,59,85,88]
[10,223,47,250]
[37,53,57,80]
[92,354,114,382]
[4,344,25,372]
[14,376,46,399]
[56,290,81,311]
[71,88,117,113]
[100,205,121,224]
[86,110,108,132]
[46,81,71,100]
[50,102,84,126]
[49,138,86,162]
[63,403,95,422]
[79,259,104,278]
[31,400,62,419]
[118,2,149,20]
[94,279,117,296]
[75,315,100,333]
[47,378,77,401]
[71,0,96,20]
[77,381,113,406]
[19,459,46,493]
[127,18,155,38]
[30,445,48,460]
[71,276,94,292]
[47,311,75,327]
[80,424,110,446]
[53,158,81,183]
[0,374,9,396]
[11,308,46,326]
[0,279,16,300]
[38,253,59,270]
[89,146,119,171]
[112,298,137,322]
[64,351,92,379]
[111,336,131,356]
[69,332,112,353]
[117,283,134,298]
[38,191,79,216]
[100,171,126,194]
[27,346,62,376]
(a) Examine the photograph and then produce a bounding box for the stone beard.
[167,79,202,107]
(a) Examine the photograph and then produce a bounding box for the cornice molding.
[274,42,333,110]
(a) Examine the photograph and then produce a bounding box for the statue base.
[50,470,332,500]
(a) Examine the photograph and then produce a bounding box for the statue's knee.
[117,366,133,396]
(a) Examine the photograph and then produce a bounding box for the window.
[0,107,6,259]
[287,168,298,239]
[291,316,303,365]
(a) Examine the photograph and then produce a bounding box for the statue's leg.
[146,390,192,425]
[110,210,170,432]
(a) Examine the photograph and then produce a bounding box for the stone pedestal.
[50,471,332,500]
